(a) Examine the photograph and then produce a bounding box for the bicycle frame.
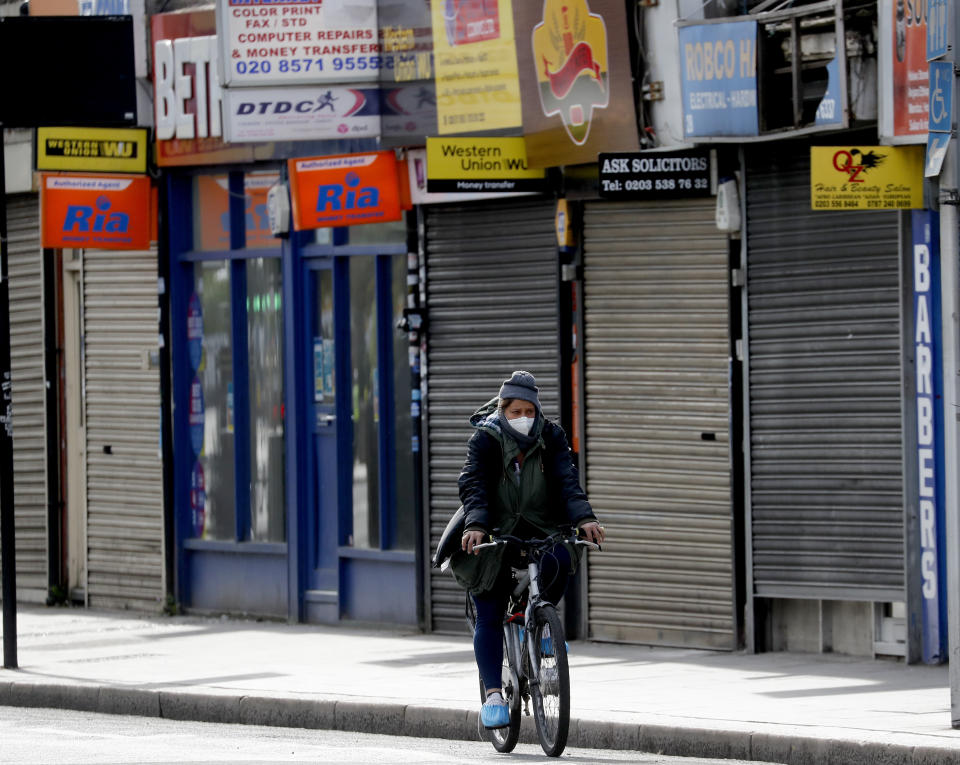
[497,536,597,689]
[503,560,544,689]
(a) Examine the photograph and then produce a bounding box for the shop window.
[192,172,281,251]
[247,257,285,542]
[343,252,415,551]
[192,260,235,540]
[349,255,380,547]
[183,170,285,545]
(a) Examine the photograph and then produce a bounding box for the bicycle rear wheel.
[529,605,570,757]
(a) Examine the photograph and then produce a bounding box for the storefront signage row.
[222,85,381,142]
[288,150,403,230]
[41,173,152,250]
[153,10,261,166]
[514,0,638,168]
[217,0,378,87]
[889,0,928,141]
[155,34,223,142]
[677,20,758,138]
[430,0,522,135]
[36,126,149,174]
[809,145,923,210]
[425,137,544,193]
[598,150,711,200]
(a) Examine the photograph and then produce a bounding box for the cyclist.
[451,370,605,729]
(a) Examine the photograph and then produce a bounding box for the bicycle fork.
[523,560,545,689]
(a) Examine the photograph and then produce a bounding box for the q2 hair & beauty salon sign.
[41,173,152,250]
[288,150,402,230]
[810,145,923,210]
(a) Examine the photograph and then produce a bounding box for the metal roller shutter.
[424,198,559,633]
[4,195,47,603]
[582,198,735,649]
[82,248,164,611]
[745,147,904,601]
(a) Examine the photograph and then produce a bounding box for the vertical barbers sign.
[912,210,946,663]
[217,0,380,87]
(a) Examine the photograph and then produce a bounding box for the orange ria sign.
[196,174,281,251]
[288,151,403,231]
[41,173,152,250]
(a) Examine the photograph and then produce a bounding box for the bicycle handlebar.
[472,533,601,553]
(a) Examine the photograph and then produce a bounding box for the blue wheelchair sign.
[929,61,952,134]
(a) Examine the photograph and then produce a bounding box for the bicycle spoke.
[530,605,569,756]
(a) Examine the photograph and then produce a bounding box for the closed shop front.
[80,248,164,610]
[581,198,736,649]
[6,194,48,604]
[423,198,560,633]
[744,145,904,651]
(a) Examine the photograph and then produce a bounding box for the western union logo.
[37,127,148,174]
[45,139,139,159]
[425,137,545,194]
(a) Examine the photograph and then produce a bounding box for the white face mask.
[508,416,534,436]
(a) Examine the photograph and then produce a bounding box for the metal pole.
[943,4,960,726]
[0,125,19,670]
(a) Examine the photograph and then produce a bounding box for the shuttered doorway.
[82,248,165,611]
[582,198,735,649]
[745,147,904,601]
[424,198,559,633]
[5,195,47,603]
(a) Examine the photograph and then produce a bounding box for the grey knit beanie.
[498,370,541,411]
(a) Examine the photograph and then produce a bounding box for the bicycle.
[466,531,600,757]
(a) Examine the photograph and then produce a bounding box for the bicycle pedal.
[523,697,531,716]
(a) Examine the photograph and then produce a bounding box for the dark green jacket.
[450,399,595,595]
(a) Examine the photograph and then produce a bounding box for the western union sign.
[37,127,149,174]
[426,137,545,193]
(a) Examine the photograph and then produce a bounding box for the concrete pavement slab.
[1,605,960,764]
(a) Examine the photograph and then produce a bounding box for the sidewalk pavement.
[0,606,958,764]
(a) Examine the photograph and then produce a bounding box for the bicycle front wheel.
[529,605,570,757]
[477,632,521,752]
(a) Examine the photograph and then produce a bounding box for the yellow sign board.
[426,137,544,193]
[810,146,923,211]
[37,127,149,174]
[430,0,522,134]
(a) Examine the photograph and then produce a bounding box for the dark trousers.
[472,542,571,694]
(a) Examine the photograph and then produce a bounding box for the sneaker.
[480,693,510,729]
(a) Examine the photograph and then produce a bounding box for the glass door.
[307,262,339,595]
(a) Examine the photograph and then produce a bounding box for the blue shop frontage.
[151,8,421,627]
[165,165,420,626]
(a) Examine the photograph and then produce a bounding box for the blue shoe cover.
[539,636,568,656]
[480,697,510,729]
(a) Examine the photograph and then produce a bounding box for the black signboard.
[598,150,712,199]
[0,16,136,128]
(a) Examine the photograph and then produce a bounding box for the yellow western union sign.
[426,137,544,193]
[37,127,149,174]
[810,146,923,210]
